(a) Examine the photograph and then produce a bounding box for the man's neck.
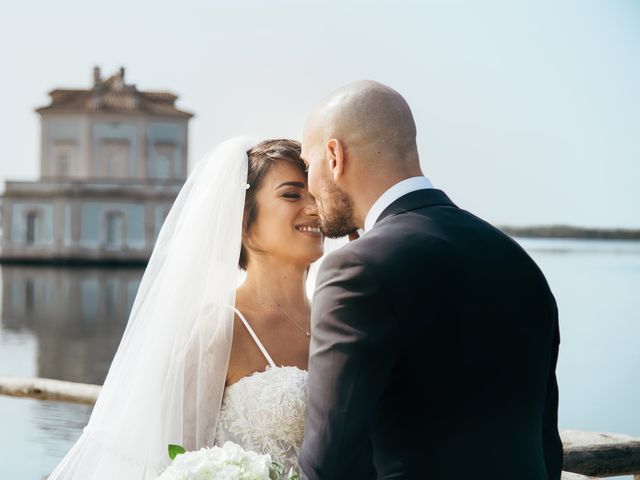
[354,173,418,226]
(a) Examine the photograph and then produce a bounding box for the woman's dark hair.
[239,139,306,270]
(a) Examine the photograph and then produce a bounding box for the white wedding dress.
[214,308,309,472]
[46,137,313,479]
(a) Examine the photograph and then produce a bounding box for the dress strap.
[231,307,277,368]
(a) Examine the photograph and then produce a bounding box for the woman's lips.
[296,225,323,236]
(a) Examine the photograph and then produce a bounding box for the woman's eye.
[282,192,302,200]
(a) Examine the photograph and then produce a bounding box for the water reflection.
[32,400,93,461]
[0,265,144,479]
[1,265,143,385]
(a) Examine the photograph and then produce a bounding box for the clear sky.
[1,0,638,228]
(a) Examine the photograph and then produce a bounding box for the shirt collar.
[363,176,434,233]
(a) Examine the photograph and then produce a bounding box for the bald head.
[306,80,419,165]
[302,81,424,234]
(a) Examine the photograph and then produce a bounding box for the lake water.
[0,238,639,479]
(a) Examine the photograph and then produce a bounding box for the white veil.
[47,136,258,479]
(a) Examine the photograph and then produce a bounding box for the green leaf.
[269,461,284,480]
[168,443,186,461]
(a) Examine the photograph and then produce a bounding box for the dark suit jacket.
[299,189,562,480]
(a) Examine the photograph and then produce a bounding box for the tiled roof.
[36,67,193,118]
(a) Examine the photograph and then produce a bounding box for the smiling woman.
[239,139,323,270]
[227,137,323,391]
[211,138,325,473]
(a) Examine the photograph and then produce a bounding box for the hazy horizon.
[1,0,638,229]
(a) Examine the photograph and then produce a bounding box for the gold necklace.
[247,284,311,337]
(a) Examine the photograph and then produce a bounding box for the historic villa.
[0,67,193,263]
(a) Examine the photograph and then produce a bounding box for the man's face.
[302,125,357,239]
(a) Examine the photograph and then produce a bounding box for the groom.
[298,81,563,479]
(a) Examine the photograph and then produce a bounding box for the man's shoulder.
[318,220,433,278]
[352,204,518,266]
[352,208,446,258]
[319,239,368,274]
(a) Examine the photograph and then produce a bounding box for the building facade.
[0,67,193,263]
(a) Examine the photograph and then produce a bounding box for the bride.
[47,137,323,479]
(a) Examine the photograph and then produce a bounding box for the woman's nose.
[303,195,319,217]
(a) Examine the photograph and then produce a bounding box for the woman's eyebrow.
[276,181,305,189]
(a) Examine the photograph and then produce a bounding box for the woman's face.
[246,160,324,268]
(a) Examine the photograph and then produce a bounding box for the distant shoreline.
[499,226,640,241]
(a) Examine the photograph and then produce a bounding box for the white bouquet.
[155,441,299,480]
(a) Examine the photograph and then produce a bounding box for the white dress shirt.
[363,176,434,233]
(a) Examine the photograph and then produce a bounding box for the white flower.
[156,441,276,480]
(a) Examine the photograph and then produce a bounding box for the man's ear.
[326,139,344,181]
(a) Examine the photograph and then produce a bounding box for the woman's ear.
[326,139,345,181]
